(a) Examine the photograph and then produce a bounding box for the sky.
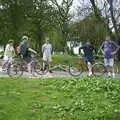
[57,0,79,11]
[71,0,79,10]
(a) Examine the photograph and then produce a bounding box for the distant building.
[67,41,83,55]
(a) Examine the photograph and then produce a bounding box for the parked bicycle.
[37,58,70,75]
[69,56,89,76]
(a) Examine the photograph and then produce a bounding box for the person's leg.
[109,58,115,78]
[87,61,92,76]
[9,57,14,64]
[42,54,47,71]
[24,56,32,73]
[104,58,114,77]
[2,60,8,71]
[2,56,9,71]
[104,58,111,76]
[85,57,92,76]
[48,55,52,73]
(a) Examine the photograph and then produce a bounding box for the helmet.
[22,36,28,40]
[8,39,14,43]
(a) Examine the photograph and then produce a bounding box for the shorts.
[43,55,52,63]
[104,58,114,67]
[3,56,13,63]
[23,55,32,63]
[84,57,94,64]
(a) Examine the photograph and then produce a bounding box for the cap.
[22,36,28,40]
[8,39,14,43]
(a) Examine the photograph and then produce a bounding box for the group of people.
[2,36,52,73]
[1,35,120,78]
[79,36,120,78]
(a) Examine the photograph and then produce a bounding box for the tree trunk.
[90,0,112,35]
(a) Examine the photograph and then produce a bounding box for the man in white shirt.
[42,39,52,72]
[2,39,15,71]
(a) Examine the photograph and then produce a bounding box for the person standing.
[79,41,96,76]
[42,39,52,72]
[100,36,119,78]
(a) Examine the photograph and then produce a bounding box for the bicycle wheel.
[7,63,23,78]
[34,61,48,75]
[92,63,106,76]
[69,62,83,76]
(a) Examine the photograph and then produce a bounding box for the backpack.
[16,45,21,54]
[16,41,29,57]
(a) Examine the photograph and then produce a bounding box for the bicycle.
[2,57,14,72]
[7,54,43,78]
[37,59,70,75]
[35,53,75,76]
[92,57,119,76]
[69,56,89,76]
[69,54,119,77]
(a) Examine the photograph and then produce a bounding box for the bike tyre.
[69,62,83,76]
[92,63,106,76]
[7,62,23,78]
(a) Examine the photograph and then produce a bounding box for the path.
[0,67,120,78]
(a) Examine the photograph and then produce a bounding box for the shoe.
[108,72,111,77]
[88,72,92,76]
[49,70,53,73]
[112,73,115,78]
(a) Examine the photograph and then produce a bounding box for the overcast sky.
[57,0,79,10]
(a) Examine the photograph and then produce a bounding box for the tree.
[50,0,73,47]
[0,0,56,51]
[69,15,108,46]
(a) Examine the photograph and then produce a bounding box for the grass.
[0,77,120,120]
[52,54,78,65]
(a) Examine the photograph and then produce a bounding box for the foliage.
[0,0,74,52]
[0,77,120,120]
[69,16,108,46]
[52,54,78,65]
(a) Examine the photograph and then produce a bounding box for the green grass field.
[52,54,78,65]
[0,77,120,120]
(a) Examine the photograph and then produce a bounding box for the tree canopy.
[0,0,120,55]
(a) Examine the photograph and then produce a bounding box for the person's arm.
[50,44,52,54]
[28,48,37,54]
[4,44,9,52]
[111,41,120,54]
[99,42,104,55]
[42,44,44,53]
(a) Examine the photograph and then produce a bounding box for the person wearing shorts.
[19,36,37,73]
[42,39,52,72]
[79,41,96,76]
[101,36,119,77]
